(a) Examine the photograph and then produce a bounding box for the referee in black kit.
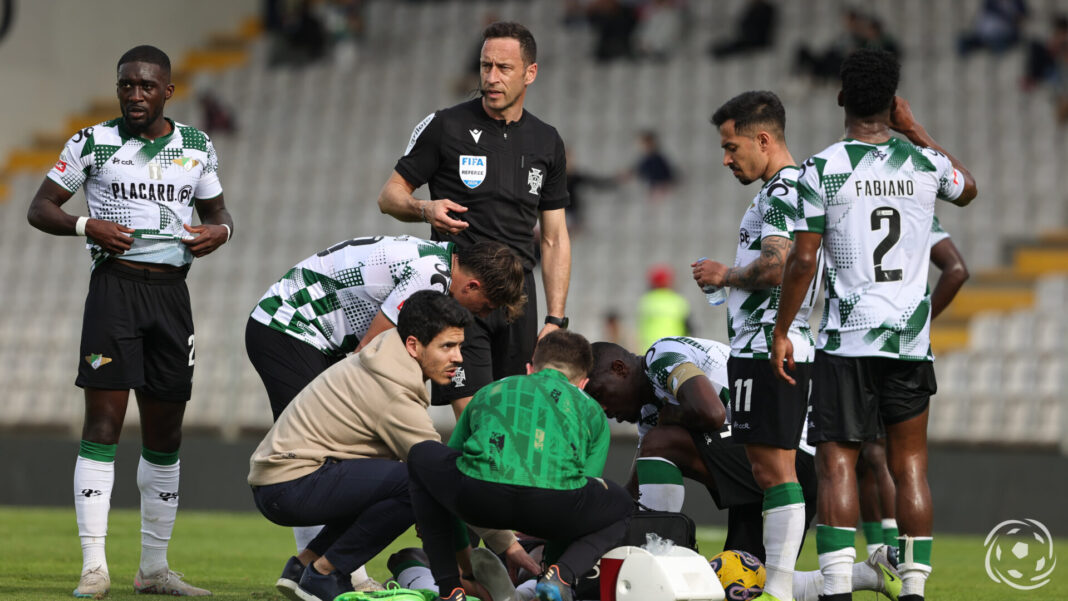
[377,20,571,417]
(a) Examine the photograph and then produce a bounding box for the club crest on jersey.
[459,155,486,189]
[172,157,200,171]
[527,167,543,195]
[85,354,113,370]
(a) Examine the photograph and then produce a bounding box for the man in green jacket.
[407,330,633,601]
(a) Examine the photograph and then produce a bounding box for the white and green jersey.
[251,235,454,356]
[930,215,950,247]
[796,137,965,359]
[47,117,222,268]
[726,166,819,361]
[637,337,730,441]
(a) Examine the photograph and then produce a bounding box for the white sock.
[794,559,881,601]
[635,457,685,512]
[852,559,879,590]
[75,456,114,574]
[396,565,436,591]
[293,525,324,553]
[818,547,855,596]
[137,456,180,575]
[516,579,537,601]
[866,541,883,557]
[792,569,822,601]
[900,536,934,598]
[762,502,806,600]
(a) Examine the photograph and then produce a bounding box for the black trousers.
[407,441,632,593]
[252,457,413,574]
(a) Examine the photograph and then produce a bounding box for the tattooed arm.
[722,235,791,290]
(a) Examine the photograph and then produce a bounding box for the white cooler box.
[598,545,725,601]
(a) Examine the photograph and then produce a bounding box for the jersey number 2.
[870,207,902,282]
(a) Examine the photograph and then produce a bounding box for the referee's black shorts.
[808,350,937,443]
[76,260,194,401]
[432,270,538,405]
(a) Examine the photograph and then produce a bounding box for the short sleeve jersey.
[46,118,222,268]
[727,166,820,361]
[795,137,965,359]
[250,235,454,357]
[448,368,610,490]
[637,337,731,442]
[394,98,569,270]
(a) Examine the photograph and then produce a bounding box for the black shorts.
[245,318,343,420]
[690,428,818,510]
[808,350,937,443]
[727,357,811,448]
[76,260,194,401]
[691,429,818,562]
[432,270,538,405]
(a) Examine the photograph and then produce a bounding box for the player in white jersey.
[27,46,231,598]
[858,215,969,562]
[245,235,523,590]
[771,49,977,601]
[692,91,819,601]
[246,236,525,420]
[586,337,819,561]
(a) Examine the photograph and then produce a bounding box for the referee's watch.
[544,315,569,329]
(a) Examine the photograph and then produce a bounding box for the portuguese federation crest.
[527,167,543,195]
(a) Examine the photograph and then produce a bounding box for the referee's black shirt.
[394,98,569,271]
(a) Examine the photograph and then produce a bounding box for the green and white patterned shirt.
[47,118,222,268]
[726,166,819,361]
[250,235,454,357]
[638,337,731,441]
[796,137,965,359]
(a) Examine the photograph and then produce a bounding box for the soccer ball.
[709,550,765,601]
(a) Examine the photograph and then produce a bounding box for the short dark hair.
[532,330,593,381]
[456,241,527,322]
[117,45,171,75]
[483,21,537,65]
[711,90,786,139]
[397,290,472,345]
[840,48,900,118]
[590,341,629,379]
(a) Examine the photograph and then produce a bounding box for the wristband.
[221,223,232,242]
[74,216,89,237]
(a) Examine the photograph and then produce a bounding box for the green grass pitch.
[2,507,1064,600]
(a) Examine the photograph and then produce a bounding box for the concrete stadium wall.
[0,0,257,159]
[2,433,1065,537]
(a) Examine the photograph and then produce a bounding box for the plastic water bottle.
[697,257,728,306]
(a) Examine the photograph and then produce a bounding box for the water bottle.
[697,257,728,306]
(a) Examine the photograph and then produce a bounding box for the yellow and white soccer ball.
[708,550,765,601]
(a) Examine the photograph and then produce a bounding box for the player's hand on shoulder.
[181,223,228,257]
[889,96,919,136]
[427,198,469,235]
[85,218,134,254]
